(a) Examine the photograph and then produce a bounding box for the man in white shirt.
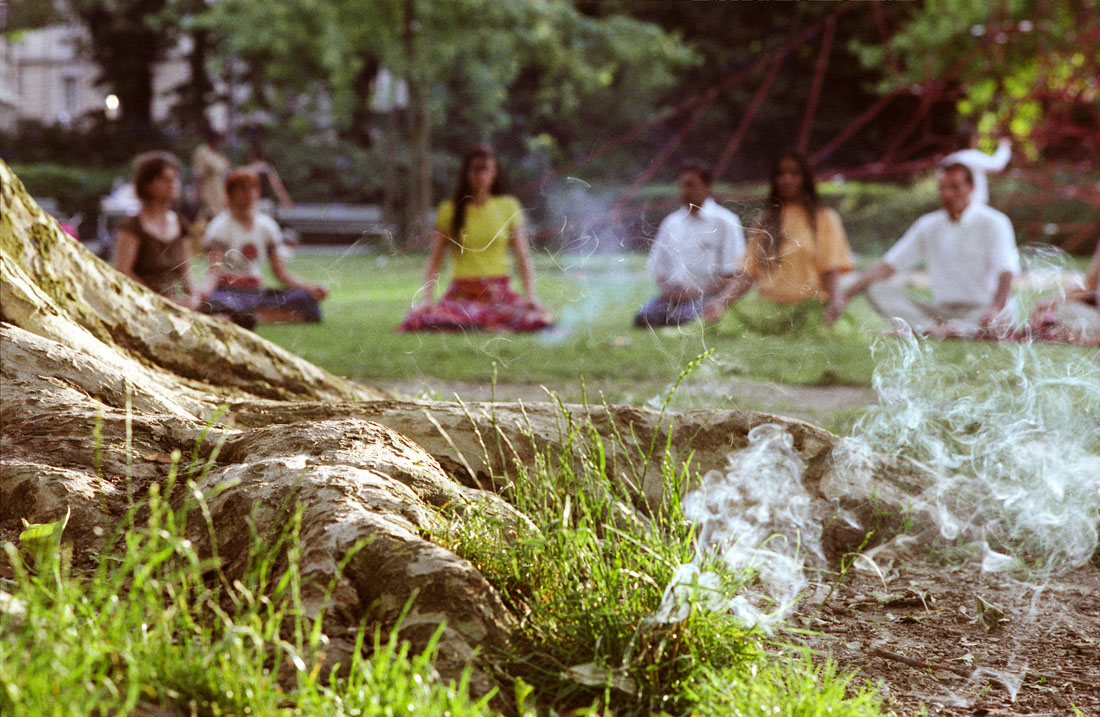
[635,161,746,327]
[827,163,1020,336]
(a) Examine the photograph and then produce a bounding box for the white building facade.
[0,23,192,133]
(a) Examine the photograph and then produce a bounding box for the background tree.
[66,0,179,139]
[848,0,1100,250]
[851,0,1099,163]
[166,0,218,137]
[5,0,66,30]
[580,1,924,180]
[204,0,693,240]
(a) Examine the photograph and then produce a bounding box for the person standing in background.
[192,125,231,222]
[246,142,294,215]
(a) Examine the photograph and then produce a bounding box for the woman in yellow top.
[702,151,853,328]
[400,145,554,332]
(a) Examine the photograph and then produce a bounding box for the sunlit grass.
[2,399,888,716]
[0,463,489,717]
[432,384,887,715]
[255,251,883,387]
[253,250,1095,411]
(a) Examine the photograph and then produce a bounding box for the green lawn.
[257,251,885,382]
[254,250,1094,423]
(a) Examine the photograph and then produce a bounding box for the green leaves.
[853,0,1100,154]
[205,0,690,163]
[17,506,71,576]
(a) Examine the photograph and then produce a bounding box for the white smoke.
[539,183,647,345]
[651,423,827,629]
[655,333,1100,630]
[843,334,1100,574]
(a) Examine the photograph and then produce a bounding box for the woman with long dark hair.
[702,151,852,327]
[399,145,553,332]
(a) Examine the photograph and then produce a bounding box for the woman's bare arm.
[510,225,540,302]
[114,229,141,281]
[197,246,226,299]
[418,231,450,306]
[267,164,294,208]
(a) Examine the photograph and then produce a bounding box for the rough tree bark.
[0,160,922,697]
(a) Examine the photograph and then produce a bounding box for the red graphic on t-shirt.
[242,243,259,261]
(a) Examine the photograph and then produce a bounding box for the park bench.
[95,186,398,253]
[274,203,396,247]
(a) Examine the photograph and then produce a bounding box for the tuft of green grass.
[434,381,888,715]
[685,655,885,717]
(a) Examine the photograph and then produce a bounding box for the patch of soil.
[796,560,1100,715]
[375,378,877,427]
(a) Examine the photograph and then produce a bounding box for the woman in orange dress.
[703,150,853,329]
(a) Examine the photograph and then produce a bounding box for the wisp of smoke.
[539,184,642,345]
[651,423,827,629]
[654,332,1098,631]
[844,334,1100,573]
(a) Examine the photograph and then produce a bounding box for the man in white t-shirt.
[827,163,1020,336]
[199,169,326,326]
[635,161,746,327]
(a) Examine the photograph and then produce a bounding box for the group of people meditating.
[114,151,325,329]
[114,141,1099,344]
[402,143,1098,342]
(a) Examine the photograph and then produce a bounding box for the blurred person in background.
[246,141,294,215]
[705,151,852,329]
[399,144,553,332]
[634,160,746,328]
[829,162,1019,337]
[198,169,325,328]
[192,124,231,222]
[114,151,198,309]
[1029,242,1100,344]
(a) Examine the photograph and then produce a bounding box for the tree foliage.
[204,0,694,184]
[851,0,1100,161]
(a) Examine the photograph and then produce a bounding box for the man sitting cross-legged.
[826,162,1020,337]
[634,160,746,328]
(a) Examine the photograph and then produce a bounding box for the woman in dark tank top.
[113,152,198,308]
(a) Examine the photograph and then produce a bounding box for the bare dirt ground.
[376,378,877,431]
[797,560,1100,715]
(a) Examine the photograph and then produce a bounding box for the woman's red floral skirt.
[398,276,554,333]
